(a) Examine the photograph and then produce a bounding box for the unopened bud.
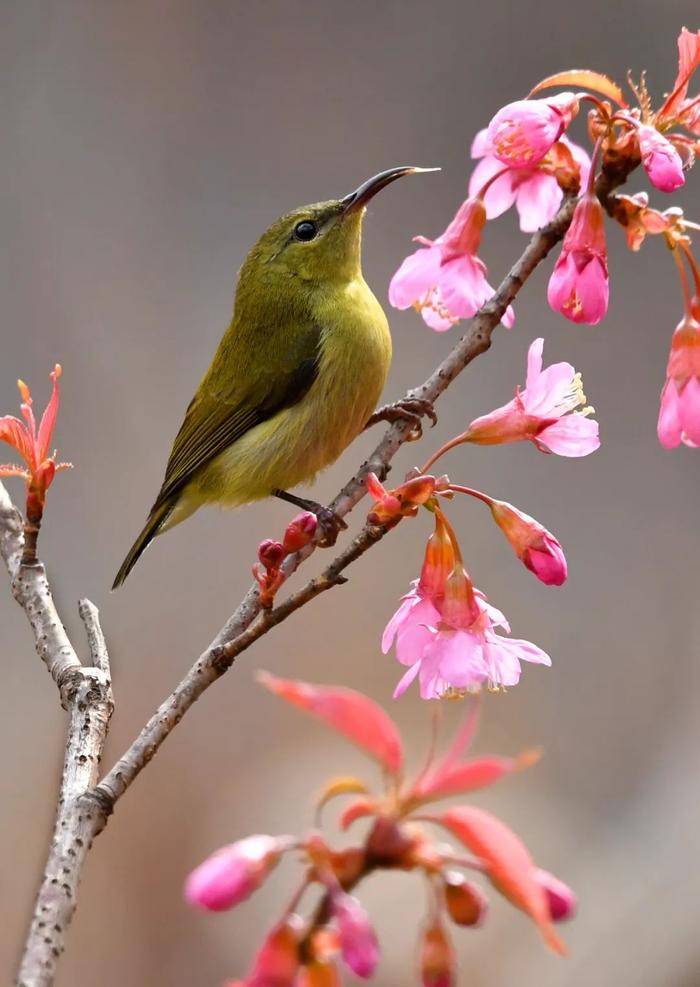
[283,511,318,553]
[258,539,286,570]
[184,835,285,912]
[444,871,488,927]
[419,918,456,987]
[332,891,380,978]
[535,868,577,922]
[490,500,567,586]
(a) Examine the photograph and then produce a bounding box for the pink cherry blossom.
[636,124,685,192]
[184,835,284,911]
[464,337,600,456]
[657,310,700,448]
[547,192,609,324]
[332,891,380,978]
[469,131,591,232]
[391,566,550,699]
[486,93,579,168]
[389,196,514,331]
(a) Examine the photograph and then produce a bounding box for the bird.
[113,166,437,588]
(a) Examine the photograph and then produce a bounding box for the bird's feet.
[365,396,438,440]
[273,490,348,548]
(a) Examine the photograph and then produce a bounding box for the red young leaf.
[430,807,566,955]
[258,672,403,775]
[413,753,537,803]
[530,69,626,106]
[339,798,377,831]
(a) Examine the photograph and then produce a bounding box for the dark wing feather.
[152,326,322,509]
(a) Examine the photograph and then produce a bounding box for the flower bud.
[184,835,284,912]
[248,916,302,987]
[419,919,456,987]
[535,868,577,922]
[489,500,567,585]
[637,124,685,193]
[332,891,380,978]
[283,511,318,553]
[443,871,488,927]
[547,191,608,325]
[258,539,286,570]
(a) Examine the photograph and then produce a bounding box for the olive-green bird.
[113,167,437,588]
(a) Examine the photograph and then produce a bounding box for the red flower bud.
[283,511,318,553]
[443,871,488,927]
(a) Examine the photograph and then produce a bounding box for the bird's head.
[243,167,438,285]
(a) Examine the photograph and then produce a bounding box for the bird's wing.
[153,323,322,507]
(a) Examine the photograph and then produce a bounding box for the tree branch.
[0,486,115,987]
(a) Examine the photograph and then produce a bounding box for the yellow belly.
[180,278,392,513]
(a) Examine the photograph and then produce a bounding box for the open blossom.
[469,131,591,232]
[389,196,514,331]
[0,365,71,517]
[547,192,609,324]
[184,835,285,911]
[486,93,579,168]
[464,337,599,456]
[388,563,551,699]
[636,124,685,192]
[657,309,700,448]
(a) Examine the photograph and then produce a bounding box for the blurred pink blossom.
[184,835,284,912]
[658,309,700,448]
[332,891,380,978]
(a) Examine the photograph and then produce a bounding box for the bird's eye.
[293,220,318,242]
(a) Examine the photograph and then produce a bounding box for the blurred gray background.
[2,2,699,985]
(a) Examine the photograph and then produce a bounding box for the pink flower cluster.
[186,676,576,985]
[389,28,700,449]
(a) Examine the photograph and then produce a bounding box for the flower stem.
[447,484,494,507]
[419,434,469,474]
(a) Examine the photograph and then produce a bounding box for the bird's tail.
[112,498,174,589]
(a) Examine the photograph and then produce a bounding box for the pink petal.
[424,628,488,691]
[413,755,520,802]
[523,361,577,415]
[389,245,442,310]
[537,415,600,456]
[525,338,544,390]
[574,256,609,324]
[657,380,682,448]
[470,127,492,158]
[514,173,563,232]
[678,376,700,445]
[468,155,517,219]
[560,135,592,189]
[393,659,422,699]
[258,673,403,775]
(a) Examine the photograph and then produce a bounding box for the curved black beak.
[341,166,440,214]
